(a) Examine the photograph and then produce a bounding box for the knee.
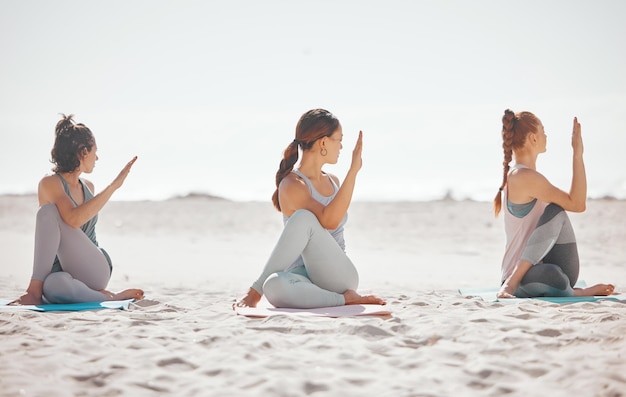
[537,204,569,228]
[544,203,565,220]
[263,273,293,308]
[42,272,73,304]
[287,209,322,230]
[37,203,60,223]
[290,209,317,222]
[536,263,570,290]
[546,203,564,212]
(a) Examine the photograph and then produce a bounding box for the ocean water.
[2,97,625,203]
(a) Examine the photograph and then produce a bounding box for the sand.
[0,194,625,397]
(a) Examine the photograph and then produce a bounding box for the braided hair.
[493,109,540,216]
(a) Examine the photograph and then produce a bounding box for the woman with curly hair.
[14,114,143,305]
[494,109,614,298]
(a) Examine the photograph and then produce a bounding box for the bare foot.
[343,289,386,305]
[9,292,43,306]
[574,283,615,297]
[108,289,144,301]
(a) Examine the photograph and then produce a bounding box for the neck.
[513,152,538,170]
[59,170,82,186]
[297,153,324,181]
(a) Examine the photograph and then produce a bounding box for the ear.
[79,147,89,160]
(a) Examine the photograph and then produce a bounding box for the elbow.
[317,211,341,230]
[573,197,587,213]
[321,220,340,230]
[567,201,586,213]
[62,215,83,229]
[67,220,83,228]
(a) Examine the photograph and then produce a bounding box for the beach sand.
[0,194,624,397]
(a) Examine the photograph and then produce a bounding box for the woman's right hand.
[110,156,138,190]
[233,288,262,309]
[497,283,517,299]
[571,117,583,158]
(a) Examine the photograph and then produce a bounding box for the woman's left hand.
[349,131,363,174]
[110,156,138,191]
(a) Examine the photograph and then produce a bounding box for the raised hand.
[572,117,583,158]
[349,131,363,174]
[111,156,138,190]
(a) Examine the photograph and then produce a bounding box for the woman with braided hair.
[495,109,614,298]
[13,114,143,305]
[235,109,385,309]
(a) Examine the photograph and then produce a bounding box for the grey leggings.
[515,204,580,297]
[251,209,359,309]
[33,204,111,303]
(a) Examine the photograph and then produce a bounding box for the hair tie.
[498,187,504,192]
[293,139,301,146]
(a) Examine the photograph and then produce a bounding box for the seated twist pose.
[235,109,385,309]
[494,109,614,298]
[14,114,143,305]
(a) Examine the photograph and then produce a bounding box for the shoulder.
[279,172,309,195]
[509,167,548,185]
[38,174,64,204]
[508,166,554,203]
[38,174,61,191]
[278,172,316,213]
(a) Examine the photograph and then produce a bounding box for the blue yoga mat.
[0,299,133,312]
[458,281,624,304]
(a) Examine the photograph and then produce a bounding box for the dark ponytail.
[271,109,340,211]
[271,140,300,211]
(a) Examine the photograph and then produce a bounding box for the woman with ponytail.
[235,109,385,309]
[494,109,613,298]
[13,114,143,305]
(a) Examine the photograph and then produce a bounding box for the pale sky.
[1,0,625,200]
[2,1,625,111]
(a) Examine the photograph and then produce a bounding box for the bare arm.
[38,156,137,228]
[510,118,587,212]
[498,260,532,298]
[279,131,363,229]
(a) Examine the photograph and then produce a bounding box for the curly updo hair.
[51,114,95,173]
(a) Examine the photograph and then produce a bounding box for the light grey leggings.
[33,204,111,303]
[515,204,580,298]
[251,209,359,309]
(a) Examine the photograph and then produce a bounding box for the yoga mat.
[0,299,134,312]
[236,303,391,318]
[458,281,624,304]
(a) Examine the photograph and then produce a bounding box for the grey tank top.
[284,170,347,273]
[51,174,111,272]
[506,164,538,218]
